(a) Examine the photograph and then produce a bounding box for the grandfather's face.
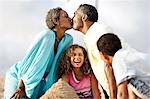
[72,8,83,31]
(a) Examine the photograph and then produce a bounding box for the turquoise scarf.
[4,29,73,98]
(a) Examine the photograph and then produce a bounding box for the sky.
[0,0,149,76]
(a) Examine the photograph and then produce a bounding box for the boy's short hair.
[97,33,122,56]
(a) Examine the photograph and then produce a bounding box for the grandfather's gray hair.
[46,7,62,29]
[79,4,98,22]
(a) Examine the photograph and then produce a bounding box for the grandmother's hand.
[10,87,25,99]
[10,79,27,99]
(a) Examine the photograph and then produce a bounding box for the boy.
[97,33,150,99]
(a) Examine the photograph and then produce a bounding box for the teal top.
[4,29,73,98]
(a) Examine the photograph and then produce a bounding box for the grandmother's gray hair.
[46,7,62,29]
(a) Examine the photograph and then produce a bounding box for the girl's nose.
[75,55,80,59]
[74,57,80,61]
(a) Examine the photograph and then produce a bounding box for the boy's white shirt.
[83,22,133,96]
[113,49,150,85]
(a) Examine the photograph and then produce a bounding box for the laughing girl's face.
[70,47,84,68]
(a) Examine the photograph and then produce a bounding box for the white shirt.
[83,22,132,96]
[112,49,150,85]
[83,22,112,96]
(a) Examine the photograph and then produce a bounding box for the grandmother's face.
[58,10,72,29]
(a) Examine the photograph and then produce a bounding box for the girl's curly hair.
[58,44,92,79]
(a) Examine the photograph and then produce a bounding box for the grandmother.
[4,7,73,99]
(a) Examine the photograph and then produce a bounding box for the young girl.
[97,33,150,99]
[58,44,101,99]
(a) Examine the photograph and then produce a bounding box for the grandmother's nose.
[70,18,72,22]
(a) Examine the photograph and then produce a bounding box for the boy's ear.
[82,14,88,21]
[101,52,109,61]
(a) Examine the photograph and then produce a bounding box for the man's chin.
[65,25,73,30]
[72,26,79,31]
